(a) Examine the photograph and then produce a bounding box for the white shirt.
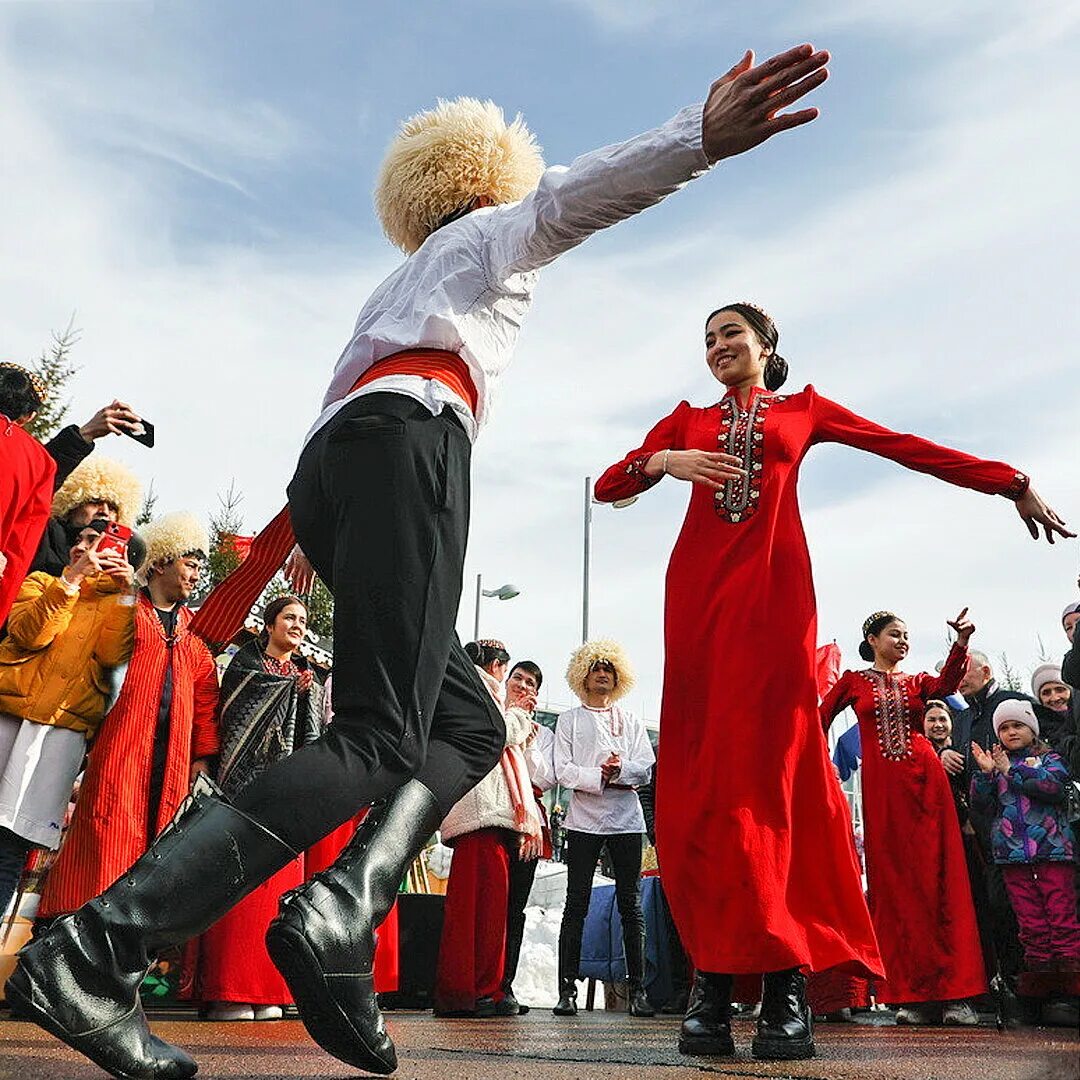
[554,704,655,835]
[305,103,710,446]
[525,721,557,794]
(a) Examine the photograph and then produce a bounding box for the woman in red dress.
[820,610,987,1025]
[594,302,1070,1061]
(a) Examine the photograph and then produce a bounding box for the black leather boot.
[7,778,297,1080]
[552,923,581,1016]
[751,967,815,1060]
[552,978,579,1016]
[624,930,655,1017]
[678,972,735,1056]
[265,779,441,1075]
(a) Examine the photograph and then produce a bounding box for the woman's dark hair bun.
[857,640,875,662]
[764,353,788,392]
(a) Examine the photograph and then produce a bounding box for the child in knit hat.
[971,699,1080,996]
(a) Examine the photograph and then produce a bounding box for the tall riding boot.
[552,930,581,1016]
[624,929,655,1017]
[752,967,815,1061]
[678,971,735,1056]
[7,778,298,1080]
[265,779,441,1075]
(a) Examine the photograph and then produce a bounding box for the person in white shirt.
[502,659,550,1013]
[553,640,656,1019]
[13,45,830,1080]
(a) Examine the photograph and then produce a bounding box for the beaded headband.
[862,610,898,638]
[0,361,47,404]
[476,638,508,652]
[737,301,774,326]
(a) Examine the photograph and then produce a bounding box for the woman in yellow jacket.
[0,520,136,917]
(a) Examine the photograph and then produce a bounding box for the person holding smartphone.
[0,520,136,919]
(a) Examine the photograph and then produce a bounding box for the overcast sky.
[2,1,1077,720]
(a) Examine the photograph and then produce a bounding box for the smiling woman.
[593,300,1071,1061]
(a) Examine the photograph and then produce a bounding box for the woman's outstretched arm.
[810,389,1073,544]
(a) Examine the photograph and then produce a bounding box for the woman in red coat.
[820,610,987,1025]
[0,364,55,627]
[594,302,1070,1062]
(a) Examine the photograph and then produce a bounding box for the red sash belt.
[189,350,477,646]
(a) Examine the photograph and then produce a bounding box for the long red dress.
[595,384,1027,977]
[820,644,988,1003]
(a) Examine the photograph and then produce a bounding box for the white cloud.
[1,5,1076,728]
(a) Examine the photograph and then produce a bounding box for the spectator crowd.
[2,357,1079,1041]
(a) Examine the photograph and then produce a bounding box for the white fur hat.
[565,638,636,704]
[52,457,142,527]
[138,511,209,573]
[374,97,545,254]
[992,698,1039,739]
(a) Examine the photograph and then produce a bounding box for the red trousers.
[1002,862,1080,967]
[435,828,510,1013]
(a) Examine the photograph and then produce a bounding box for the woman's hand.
[1014,487,1074,544]
[98,550,135,588]
[970,742,995,775]
[62,538,104,587]
[652,449,747,491]
[947,607,975,646]
[940,748,965,776]
[284,545,316,594]
[702,45,830,164]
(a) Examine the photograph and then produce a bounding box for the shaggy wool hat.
[992,698,1039,739]
[1031,663,1067,700]
[138,511,209,573]
[52,457,142,527]
[566,638,636,704]
[375,97,545,254]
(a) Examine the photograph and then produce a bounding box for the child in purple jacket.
[970,699,1080,983]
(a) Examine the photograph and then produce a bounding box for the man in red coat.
[0,364,55,627]
[38,512,219,919]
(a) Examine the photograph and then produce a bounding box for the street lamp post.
[473,573,520,640]
[582,476,636,643]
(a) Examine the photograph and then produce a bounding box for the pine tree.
[25,316,81,441]
[192,482,245,605]
[135,482,158,528]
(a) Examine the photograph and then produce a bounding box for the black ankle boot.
[7,779,297,1080]
[751,967,815,1060]
[627,980,656,1017]
[678,972,734,1056]
[265,779,441,1075]
[552,978,578,1016]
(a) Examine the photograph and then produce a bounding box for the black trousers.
[503,854,539,993]
[233,393,505,850]
[558,829,646,984]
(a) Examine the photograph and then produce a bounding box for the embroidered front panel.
[858,669,914,761]
[713,393,784,523]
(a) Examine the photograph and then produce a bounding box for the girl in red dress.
[594,302,1071,1061]
[820,610,986,1025]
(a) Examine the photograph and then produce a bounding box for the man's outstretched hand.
[702,44,829,164]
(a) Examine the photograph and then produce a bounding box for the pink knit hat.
[992,698,1039,739]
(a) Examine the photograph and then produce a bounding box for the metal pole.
[473,572,482,641]
[582,476,592,643]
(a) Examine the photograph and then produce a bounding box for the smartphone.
[97,522,133,558]
[124,418,155,448]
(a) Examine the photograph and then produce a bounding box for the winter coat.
[38,594,219,916]
[0,417,55,627]
[970,748,1076,864]
[0,571,134,734]
[439,705,534,843]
